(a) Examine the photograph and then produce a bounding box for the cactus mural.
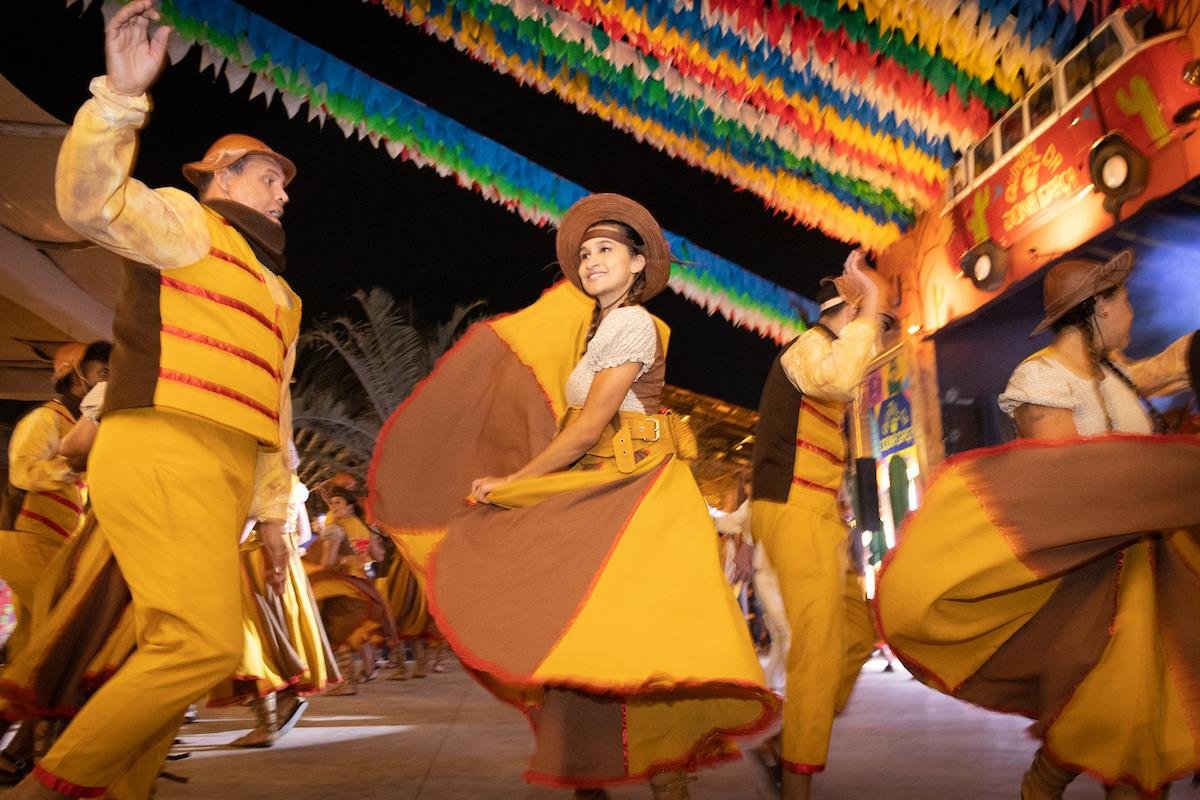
[1117,75,1169,145]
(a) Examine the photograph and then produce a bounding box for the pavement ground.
[116,656,1200,800]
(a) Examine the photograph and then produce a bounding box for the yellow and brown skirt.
[208,535,340,706]
[380,553,432,641]
[875,435,1200,796]
[431,433,778,788]
[305,564,396,653]
[0,515,134,721]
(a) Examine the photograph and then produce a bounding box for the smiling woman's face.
[577,235,645,308]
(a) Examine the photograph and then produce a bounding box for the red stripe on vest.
[209,248,266,284]
[795,440,845,465]
[801,399,841,430]
[18,510,72,539]
[159,276,283,342]
[34,491,84,516]
[791,476,840,497]
[158,369,279,422]
[161,325,281,380]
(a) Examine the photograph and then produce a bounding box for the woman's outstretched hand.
[470,475,512,505]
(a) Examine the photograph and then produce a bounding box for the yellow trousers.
[751,499,848,773]
[35,408,257,799]
[836,573,876,714]
[0,530,64,659]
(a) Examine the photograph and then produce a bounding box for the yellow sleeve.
[8,408,77,492]
[780,319,878,402]
[55,76,210,269]
[1112,332,1196,397]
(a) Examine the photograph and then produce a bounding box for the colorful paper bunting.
[102,0,817,342]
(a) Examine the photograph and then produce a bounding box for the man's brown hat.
[182,134,297,188]
[556,193,672,301]
[819,266,896,327]
[51,342,86,385]
[1030,248,1134,337]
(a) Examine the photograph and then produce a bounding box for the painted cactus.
[1117,75,1169,145]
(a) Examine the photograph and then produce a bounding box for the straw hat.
[555,194,671,301]
[1030,249,1134,337]
[50,342,86,384]
[183,133,296,188]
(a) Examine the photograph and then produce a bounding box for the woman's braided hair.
[581,220,648,349]
[1051,286,1166,433]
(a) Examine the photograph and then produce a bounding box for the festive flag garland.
[371,0,1165,249]
[367,0,1107,246]
[396,0,921,237]
[94,0,817,342]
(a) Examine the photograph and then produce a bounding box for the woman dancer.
[371,194,777,799]
[876,250,1199,799]
[304,487,394,690]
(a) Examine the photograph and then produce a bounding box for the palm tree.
[292,288,484,487]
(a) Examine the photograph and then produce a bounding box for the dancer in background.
[877,250,1198,800]
[749,251,891,800]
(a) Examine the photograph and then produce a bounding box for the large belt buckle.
[646,417,661,442]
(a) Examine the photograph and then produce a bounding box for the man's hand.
[105,0,172,96]
[844,248,880,323]
[257,519,290,595]
[844,249,878,300]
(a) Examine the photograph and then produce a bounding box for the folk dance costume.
[749,316,879,777]
[208,477,339,745]
[371,195,777,793]
[33,76,302,799]
[380,548,437,680]
[303,513,396,683]
[0,394,86,663]
[876,252,1199,799]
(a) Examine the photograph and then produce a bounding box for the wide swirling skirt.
[431,445,778,788]
[875,435,1200,796]
[208,538,341,705]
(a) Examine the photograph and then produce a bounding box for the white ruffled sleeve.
[584,306,658,379]
[998,358,1077,416]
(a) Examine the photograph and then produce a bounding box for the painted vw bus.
[944,8,1200,290]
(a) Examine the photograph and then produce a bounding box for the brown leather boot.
[1021,750,1077,799]
[412,639,428,678]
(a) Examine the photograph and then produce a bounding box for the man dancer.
[13,2,300,797]
[0,342,110,660]
[750,251,885,799]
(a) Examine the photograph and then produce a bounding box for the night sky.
[2,0,851,409]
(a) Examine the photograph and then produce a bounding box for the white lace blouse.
[564,306,659,413]
[998,352,1152,435]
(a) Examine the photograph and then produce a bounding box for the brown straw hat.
[555,194,671,301]
[1030,248,1134,337]
[182,133,297,188]
[50,342,86,384]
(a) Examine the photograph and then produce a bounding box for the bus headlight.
[1100,153,1129,189]
[1183,59,1200,86]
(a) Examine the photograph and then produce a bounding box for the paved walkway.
[131,657,1195,799]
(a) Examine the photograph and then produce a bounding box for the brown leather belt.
[561,407,678,473]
